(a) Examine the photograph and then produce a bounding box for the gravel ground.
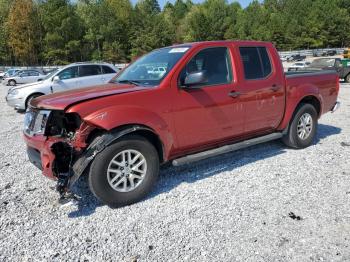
[0,82,349,262]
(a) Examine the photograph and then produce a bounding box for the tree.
[130,0,172,58]
[77,0,132,62]
[39,0,84,64]
[182,0,233,42]
[0,0,12,65]
[7,0,39,65]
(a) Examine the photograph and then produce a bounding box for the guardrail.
[279,48,345,57]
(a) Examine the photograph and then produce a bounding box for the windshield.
[114,46,191,86]
[42,69,59,81]
[310,58,335,67]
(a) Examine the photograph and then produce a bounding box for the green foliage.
[1,0,350,66]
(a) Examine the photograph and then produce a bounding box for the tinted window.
[102,65,116,74]
[258,47,272,77]
[239,47,272,80]
[179,47,232,86]
[29,71,39,76]
[20,72,30,77]
[58,66,78,80]
[79,65,101,77]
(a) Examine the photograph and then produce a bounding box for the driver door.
[171,46,244,151]
[51,66,79,93]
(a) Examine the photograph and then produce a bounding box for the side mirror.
[52,75,60,82]
[183,71,208,87]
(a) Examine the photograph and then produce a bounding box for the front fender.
[73,105,174,160]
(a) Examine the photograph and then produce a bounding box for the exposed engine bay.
[25,109,97,203]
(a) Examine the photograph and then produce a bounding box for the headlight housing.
[24,109,51,135]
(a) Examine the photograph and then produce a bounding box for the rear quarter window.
[102,65,116,74]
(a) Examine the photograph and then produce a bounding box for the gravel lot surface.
[0,82,349,262]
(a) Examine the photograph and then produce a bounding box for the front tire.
[282,103,318,149]
[89,135,159,207]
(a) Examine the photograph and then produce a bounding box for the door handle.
[228,91,241,98]
[270,84,281,92]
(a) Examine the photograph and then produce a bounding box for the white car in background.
[148,66,167,78]
[287,61,311,71]
[6,62,117,110]
[5,70,46,86]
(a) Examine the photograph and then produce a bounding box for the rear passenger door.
[77,65,103,88]
[238,46,285,134]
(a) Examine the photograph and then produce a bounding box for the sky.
[131,0,253,8]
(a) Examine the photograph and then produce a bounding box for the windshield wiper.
[117,79,141,86]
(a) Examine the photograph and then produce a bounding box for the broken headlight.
[24,109,51,135]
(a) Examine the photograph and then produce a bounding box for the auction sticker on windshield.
[169,47,189,53]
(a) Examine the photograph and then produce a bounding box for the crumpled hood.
[31,83,151,110]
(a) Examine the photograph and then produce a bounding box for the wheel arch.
[278,93,322,131]
[86,124,166,163]
[25,92,45,108]
[297,95,321,116]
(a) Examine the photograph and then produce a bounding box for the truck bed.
[285,69,336,78]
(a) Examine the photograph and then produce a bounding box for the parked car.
[23,41,340,207]
[6,62,117,110]
[148,66,167,77]
[287,61,311,71]
[280,55,288,62]
[287,54,306,62]
[1,69,21,80]
[305,58,350,82]
[313,49,337,57]
[4,70,46,86]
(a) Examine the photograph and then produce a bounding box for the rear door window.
[102,65,116,74]
[20,72,30,77]
[29,71,39,76]
[239,47,272,80]
[79,65,101,77]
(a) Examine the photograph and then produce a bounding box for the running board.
[172,132,283,166]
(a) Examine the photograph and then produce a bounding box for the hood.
[30,83,151,110]
[11,80,44,91]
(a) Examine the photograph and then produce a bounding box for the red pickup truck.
[23,41,340,206]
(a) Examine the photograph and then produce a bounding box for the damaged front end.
[24,108,99,202]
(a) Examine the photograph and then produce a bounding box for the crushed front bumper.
[23,133,58,180]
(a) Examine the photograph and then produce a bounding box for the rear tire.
[89,135,159,207]
[282,103,318,149]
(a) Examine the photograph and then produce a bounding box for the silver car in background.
[4,70,46,86]
[6,62,117,111]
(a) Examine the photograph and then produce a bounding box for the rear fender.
[278,84,323,130]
